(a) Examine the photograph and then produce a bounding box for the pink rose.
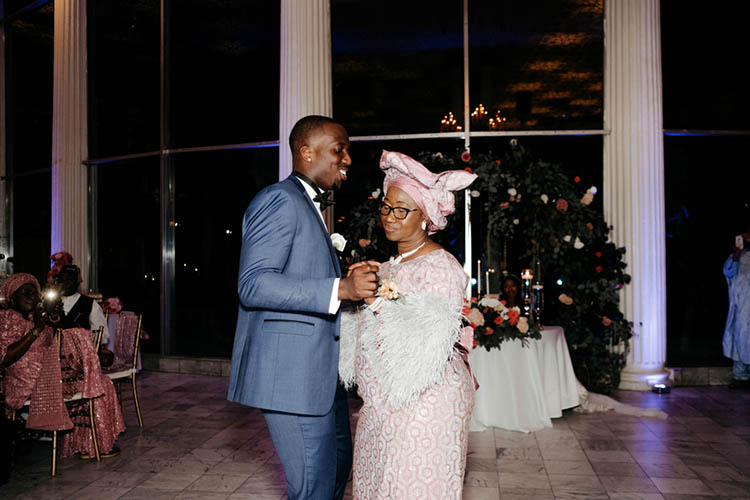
[461,151,471,162]
[556,199,569,212]
[602,316,612,326]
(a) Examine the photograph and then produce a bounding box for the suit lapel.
[287,176,341,277]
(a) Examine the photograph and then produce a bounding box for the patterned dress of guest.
[340,249,475,500]
[0,309,125,457]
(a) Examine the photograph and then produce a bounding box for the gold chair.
[12,328,102,476]
[104,313,144,428]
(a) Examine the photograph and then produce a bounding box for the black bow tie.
[313,190,335,210]
[293,171,336,210]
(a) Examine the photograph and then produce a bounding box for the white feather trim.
[338,304,360,390]
[369,293,463,409]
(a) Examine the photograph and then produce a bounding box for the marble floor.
[1,371,749,500]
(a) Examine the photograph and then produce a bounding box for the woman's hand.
[346,259,381,277]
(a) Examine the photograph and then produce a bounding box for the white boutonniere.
[330,233,347,252]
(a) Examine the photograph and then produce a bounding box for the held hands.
[339,260,381,302]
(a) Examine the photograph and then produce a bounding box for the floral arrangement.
[463,296,542,351]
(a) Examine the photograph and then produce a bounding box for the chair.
[12,328,102,476]
[104,312,144,428]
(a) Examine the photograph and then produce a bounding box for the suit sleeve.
[237,188,335,315]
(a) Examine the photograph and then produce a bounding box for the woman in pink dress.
[340,151,478,499]
[0,273,125,458]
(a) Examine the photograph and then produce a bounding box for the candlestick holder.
[532,282,544,324]
[520,268,533,318]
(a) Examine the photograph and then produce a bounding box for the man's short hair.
[289,115,338,156]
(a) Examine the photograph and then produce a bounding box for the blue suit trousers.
[262,384,352,500]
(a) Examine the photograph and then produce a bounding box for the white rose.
[563,235,572,242]
[371,188,381,198]
[574,237,584,249]
[470,190,480,198]
[478,297,502,310]
[330,233,347,252]
[510,138,518,146]
[588,186,598,195]
[507,188,517,196]
[513,219,520,225]
[466,308,485,326]
[541,194,549,204]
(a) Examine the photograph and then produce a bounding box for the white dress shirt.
[62,292,110,345]
[298,178,341,314]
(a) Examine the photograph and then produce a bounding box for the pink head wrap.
[380,150,477,234]
[0,273,41,309]
[47,251,74,284]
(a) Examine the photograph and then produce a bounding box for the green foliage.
[338,142,633,394]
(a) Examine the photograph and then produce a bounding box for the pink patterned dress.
[345,249,475,499]
[0,309,125,457]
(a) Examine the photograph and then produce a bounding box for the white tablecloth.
[469,325,580,433]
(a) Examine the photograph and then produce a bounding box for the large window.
[469,1,603,131]
[5,3,54,279]
[331,1,463,136]
[173,148,278,356]
[88,0,160,158]
[87,1,281,357]
[170,1,279,148]
[96,158,161,353]
[661,3,750,366]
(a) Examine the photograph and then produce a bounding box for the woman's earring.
[421,221,427,230]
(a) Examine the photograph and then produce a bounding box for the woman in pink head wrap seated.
[0,273,125,459]
[339,151,478,500]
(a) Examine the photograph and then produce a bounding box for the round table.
[469,325,581,433]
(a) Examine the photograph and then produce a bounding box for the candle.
[485,270,490,295]
[477,260,482,296]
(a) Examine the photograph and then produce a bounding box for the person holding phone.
[723,230,750,389]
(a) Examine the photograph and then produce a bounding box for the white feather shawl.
[339,293,463,409]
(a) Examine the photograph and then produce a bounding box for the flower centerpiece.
[463,296,542,351]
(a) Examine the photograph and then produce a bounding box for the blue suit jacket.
[227,175,342,416]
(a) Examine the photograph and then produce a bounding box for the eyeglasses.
[379,202,419,220]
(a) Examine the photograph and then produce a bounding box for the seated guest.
[500,274,522,308]
[54,265,110,346]
[47,251,74,287]
[0,273,125,458]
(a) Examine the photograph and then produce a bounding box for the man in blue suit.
[228,115,378,499]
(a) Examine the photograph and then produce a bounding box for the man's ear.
[299,145,313,163]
